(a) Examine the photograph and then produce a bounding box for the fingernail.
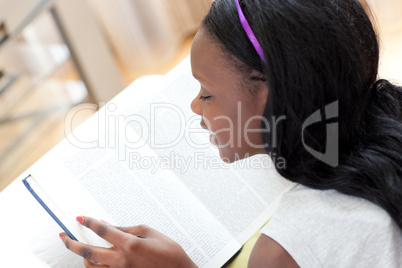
[101,219,111,226]
[59,233,64,241]
[76,216,84,224]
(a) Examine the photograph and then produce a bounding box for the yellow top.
[226,227,264,267]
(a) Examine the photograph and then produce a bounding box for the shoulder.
[249,234,299,268]
[258,184,402,267]
[272,184,395,230]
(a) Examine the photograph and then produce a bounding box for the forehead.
[190,29,228,81]
[191,28,253,86]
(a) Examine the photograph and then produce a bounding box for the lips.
[200,121,208,130]
[209,133,218,147]
[200,120,218,146]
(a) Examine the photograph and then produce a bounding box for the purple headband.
[234,0,267,64]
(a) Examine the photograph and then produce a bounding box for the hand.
[60,216,197,268]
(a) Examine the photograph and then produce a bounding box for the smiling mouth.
[200,121,208,130]
[200,121,218,146]
[209,133,218,147]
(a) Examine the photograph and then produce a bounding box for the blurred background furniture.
[88,0,212,81]
[0,0,124,103]
[0,0,212,190]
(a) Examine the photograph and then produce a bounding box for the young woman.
[60,0,402,266]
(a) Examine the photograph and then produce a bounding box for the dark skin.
[60,217,197,267]
[60,28,299,267]
[249,235,299,267]
[60,217,298,267]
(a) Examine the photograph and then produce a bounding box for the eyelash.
[199,95,211,101]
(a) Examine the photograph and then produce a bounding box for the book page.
[31,130,241,267]
[29,57,294,267]
[117,60,295,244]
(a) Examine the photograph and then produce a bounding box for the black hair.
[203,0,402,229]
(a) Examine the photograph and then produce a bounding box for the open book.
[22,57,294,268]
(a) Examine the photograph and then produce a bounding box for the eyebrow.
[192,73,207,83]
[192,73,213,91]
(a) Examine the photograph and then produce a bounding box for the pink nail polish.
[76,216,84,224]
[101,219,111,226]
[59,233,64,240]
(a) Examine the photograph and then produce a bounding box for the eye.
[199,95,211,101]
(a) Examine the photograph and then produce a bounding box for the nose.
[191,91,202,115]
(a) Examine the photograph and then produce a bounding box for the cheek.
[207,108,238,143]
[206,103,265,162]
[211,120,233,145]
[242,106,265,143]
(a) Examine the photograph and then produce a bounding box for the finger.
[60,233,115,265]
[83,258,109,268]
[77,216,132,245]
[115,224,151,238]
